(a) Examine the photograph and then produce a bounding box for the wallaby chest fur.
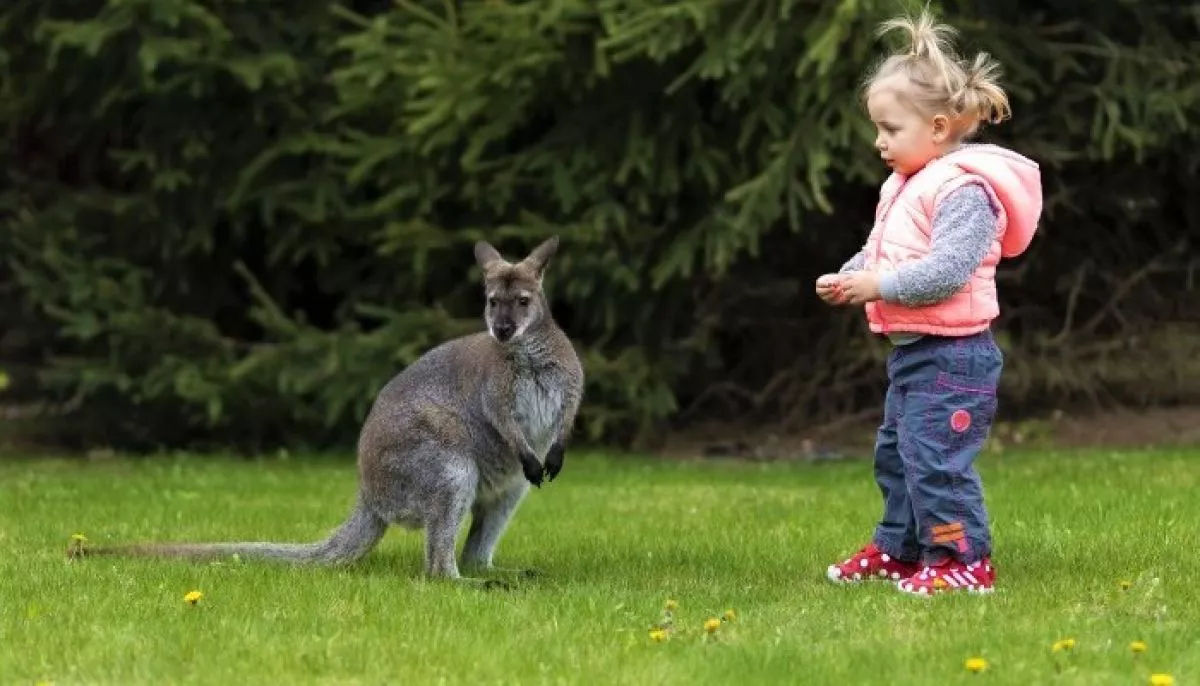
[513,359,568,460]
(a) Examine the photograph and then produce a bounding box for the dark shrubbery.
[2,0,1197,452]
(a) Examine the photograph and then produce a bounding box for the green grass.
[1,448,1197,685]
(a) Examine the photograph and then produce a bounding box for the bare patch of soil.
[1046,405,1200,448]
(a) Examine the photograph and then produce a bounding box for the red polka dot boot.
[826,542,920,584]
[897,557,996,596]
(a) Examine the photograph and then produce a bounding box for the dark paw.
[543,442,565,481]
[521,452,544,487]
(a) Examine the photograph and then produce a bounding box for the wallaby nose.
[494,323,516,342]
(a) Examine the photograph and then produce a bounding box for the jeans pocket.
[921,371,998,455]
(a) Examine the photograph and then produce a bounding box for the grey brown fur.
[77,237,585,582]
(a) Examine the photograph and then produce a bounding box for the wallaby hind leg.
[461,482,534,577]
[367,443,472,581]
[422,469,475,580]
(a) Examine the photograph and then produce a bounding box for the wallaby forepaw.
[544,443,565,481]
[521,452,544,487]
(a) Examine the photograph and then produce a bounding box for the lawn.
[1,447,1196,685]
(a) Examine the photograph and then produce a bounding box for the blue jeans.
[871,330,1002,565]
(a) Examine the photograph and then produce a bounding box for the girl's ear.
[930,114,951,143]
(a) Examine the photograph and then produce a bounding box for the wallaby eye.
[488,297,497,308]
[518,296,530,307]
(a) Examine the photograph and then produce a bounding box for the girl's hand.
[837,271,883,305]
[815,274,846,305]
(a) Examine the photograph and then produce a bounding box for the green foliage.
[1,0,1197,452]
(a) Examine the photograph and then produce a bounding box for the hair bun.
[865,9,1012,137]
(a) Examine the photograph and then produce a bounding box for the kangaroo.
[73,236,585,583]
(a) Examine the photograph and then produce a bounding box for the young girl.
[818,10,1042,595]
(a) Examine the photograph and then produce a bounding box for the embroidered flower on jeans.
[950,409,972,433]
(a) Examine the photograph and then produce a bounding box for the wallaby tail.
[73,498,388,566]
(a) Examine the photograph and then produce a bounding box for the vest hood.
[941,144,1043,258]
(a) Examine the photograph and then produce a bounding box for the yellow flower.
[964,657,987,673]
[1052,638,1076,652]
[1130,640,1147,654]
[648,628,668,642]
[723,609,736,622]
[1149,674,1174,686]
[933,577,948,590]
[65,533,89,560]
[703,618,721,633]
[183,590,203,605]
[1120,579,1133,590]
[664,599,678,611]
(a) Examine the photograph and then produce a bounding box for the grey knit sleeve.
[838,250,866,273]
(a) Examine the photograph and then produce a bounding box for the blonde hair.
[864,9,1011,139]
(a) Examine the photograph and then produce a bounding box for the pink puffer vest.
[862,144,1043,336]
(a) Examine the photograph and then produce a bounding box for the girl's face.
[866,80,953,176]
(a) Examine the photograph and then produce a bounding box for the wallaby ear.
[521,236,560,279]
[474,241,503,271]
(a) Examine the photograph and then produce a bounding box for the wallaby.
[73,236,585,583]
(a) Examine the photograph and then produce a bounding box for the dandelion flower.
[664,599,678,611]
[1149,674,1174,686]
[723,609,736,622]
[183,590,203,605]
[1120,579,1133,590]
[1130,640,1147,654]
[1052,638,1076,653]
[964,657,987,673]
[66,533,89,560]
[648,628,668,642]
[703,618,721,634]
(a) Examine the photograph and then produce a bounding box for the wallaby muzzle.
[492,320,517,342]
[489,301,520,342]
